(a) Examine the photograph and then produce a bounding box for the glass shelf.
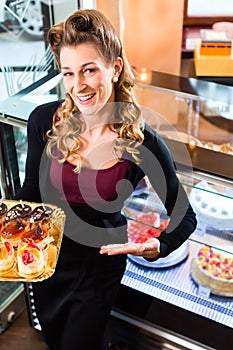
[124,171,233,258]
[134,69,233,179]
[0,71,63,128]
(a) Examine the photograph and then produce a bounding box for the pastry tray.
[0,199,66,282]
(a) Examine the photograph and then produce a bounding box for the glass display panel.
[122,171,233,329]
[0,0,79,102]
[134,73,233,159]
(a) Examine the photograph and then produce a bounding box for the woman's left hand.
[100,238,160,259]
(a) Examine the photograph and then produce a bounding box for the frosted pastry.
[17,240,46,277]
[0,239,15,273]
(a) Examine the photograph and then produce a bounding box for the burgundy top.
[50,158,130,205]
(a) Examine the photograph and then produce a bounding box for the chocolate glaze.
[22,225,46,243]
[0,202,7,216]
[31,205,53,222]
[6,203,32,222]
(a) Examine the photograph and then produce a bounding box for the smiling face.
[60,43,122,117]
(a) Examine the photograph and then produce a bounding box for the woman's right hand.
[100,237,160,259]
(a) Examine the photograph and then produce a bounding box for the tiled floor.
[0,309,134,350]
[1,308,177,350]
[0,308,49,350]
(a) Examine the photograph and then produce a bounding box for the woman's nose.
[73,75,86,92]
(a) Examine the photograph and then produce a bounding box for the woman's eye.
[62,72,73,77]
[83,68,95,75]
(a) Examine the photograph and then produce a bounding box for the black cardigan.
[15,100,197,257]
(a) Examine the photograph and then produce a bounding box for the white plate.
[128,241,189,268]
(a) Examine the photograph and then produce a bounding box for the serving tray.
[0,199,66,282]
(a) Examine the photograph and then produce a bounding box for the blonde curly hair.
[46,9,144,172]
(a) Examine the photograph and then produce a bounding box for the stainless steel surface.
[177,169,233,190]
[110,309,215,350]
[0,113,27,128]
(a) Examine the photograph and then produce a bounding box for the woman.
[15,9,196,350]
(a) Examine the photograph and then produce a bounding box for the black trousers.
[32,235,127,350]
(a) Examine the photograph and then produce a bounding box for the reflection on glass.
[137,68,152,84]
[0,1,46,100]
[0,0,43,39]
[0,0,80,101]
[13,125,27,185]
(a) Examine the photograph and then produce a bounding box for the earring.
[113,76,118,83]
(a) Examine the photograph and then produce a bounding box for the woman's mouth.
[77,93,96,104]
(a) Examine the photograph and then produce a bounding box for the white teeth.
[78,94,94,101]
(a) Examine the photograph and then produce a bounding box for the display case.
[133,69,233,178]
[0,70,233,348]
[108,70,233,350]
[109,170,233,350]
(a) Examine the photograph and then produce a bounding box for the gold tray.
[0,199,66,282]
